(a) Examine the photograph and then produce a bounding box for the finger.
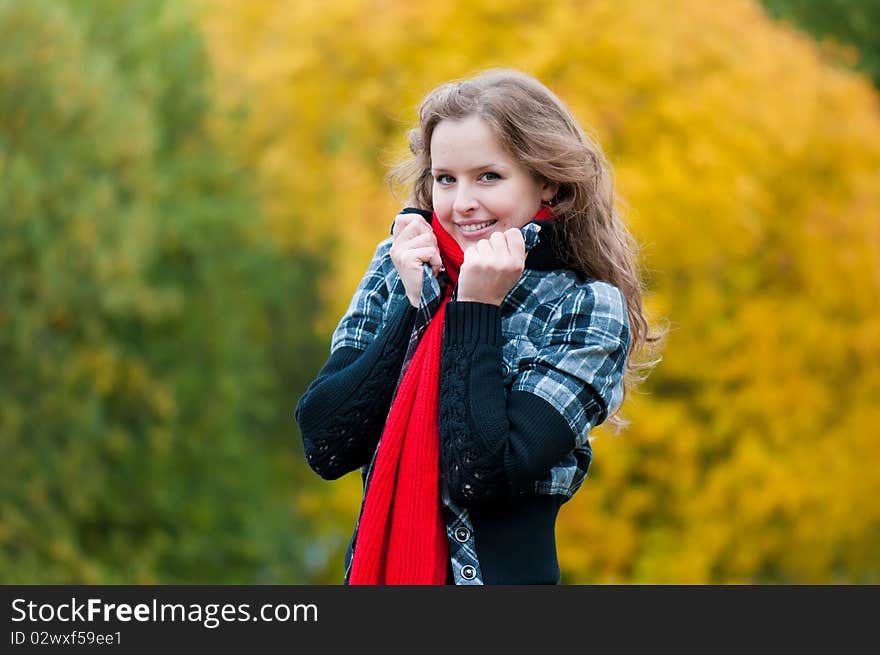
[404,216,430,237]
[406,233,439,258]
[476,239,494,259]
[392,213,417,237]
[489,230,510,257]
[393,213,430,239]
[396,218,428,244]
[403,231,438,250]
[408,246,442,266]
[392,232,418,259]
[505,228,526,261]
[429,249,443,275]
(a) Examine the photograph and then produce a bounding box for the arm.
[295,240,417,480]
[439,283,630,508]
[296,300,416,480]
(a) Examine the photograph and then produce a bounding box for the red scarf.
[349,207,552,585]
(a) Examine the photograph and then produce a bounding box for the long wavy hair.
[388,68,663,428]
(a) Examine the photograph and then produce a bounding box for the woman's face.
[430,115,555,251]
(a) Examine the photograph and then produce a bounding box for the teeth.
[459,220,496,233]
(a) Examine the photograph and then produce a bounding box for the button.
[454,527,470,543]
[461,565,477,580]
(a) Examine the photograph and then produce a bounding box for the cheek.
[432,187,452,217]
[485,189,519,219]
[512,181,543,209]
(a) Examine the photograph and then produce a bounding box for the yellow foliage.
[199,0,880,582]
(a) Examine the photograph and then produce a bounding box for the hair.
[387,68,664,429]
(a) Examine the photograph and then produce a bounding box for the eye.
[435,174,455,185]
[479,171,501,182]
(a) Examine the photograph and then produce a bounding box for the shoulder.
[527,271,627,325]
[504,273,628,344]
[560,279,628,326]
[543,278,630,355]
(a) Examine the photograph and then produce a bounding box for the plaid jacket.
[326,211,630,585]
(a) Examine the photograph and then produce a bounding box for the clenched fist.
[457,228,527,306]
[390,212,442,307]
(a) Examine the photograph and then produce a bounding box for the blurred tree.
[762,0,880,87]
[0,0,327,582]
[202,0,880,583]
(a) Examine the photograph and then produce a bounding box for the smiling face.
[430,115,555,251]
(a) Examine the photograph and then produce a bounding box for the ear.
[540,181,559,204]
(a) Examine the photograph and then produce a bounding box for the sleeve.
[438,282,629,508]
[295,240,417,480]
[512,280,630,443]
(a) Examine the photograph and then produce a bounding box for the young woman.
[295,68,657,585]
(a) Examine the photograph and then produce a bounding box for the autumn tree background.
[2,0,878,583]
[0,0,327,583]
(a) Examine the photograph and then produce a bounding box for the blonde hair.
[388,68,663,428]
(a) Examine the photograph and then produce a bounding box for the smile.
[458,220,497,233]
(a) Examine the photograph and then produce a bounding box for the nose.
[452,184,479,215]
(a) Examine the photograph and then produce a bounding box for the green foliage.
[762,0,880,86]
[0,0,327,582]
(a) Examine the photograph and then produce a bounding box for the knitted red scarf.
[349,207,552,585]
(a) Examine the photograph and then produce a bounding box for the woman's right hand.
[390,212,442,307]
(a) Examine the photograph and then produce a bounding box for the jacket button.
[461,565,477,580]
[454,527,470,543]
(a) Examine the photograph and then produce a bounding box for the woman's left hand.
[456,228,526,306]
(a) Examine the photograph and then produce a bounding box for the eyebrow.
[430,163,507,173]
